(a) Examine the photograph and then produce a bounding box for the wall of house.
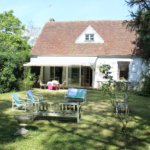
[94,57,148,89]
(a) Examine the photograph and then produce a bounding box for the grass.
[0,89,150,150]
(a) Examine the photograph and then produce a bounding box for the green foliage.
[134,91,150,97]
[98,64,115,95]
[99,64,111,73]
[0,53,23,93]
[101,82,114,95]
[0,10,31,93]
[0,10,31,53]
[18,67,36,91]
[123,0,150,61]
[0,10,25,34]
[135,68,150,96]
[140,68,150,93]
[115,80,125,91]
[99,64,113,79]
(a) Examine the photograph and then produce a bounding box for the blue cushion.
[12,93,20,104]
[68,88,77,96]
[67,89,86,99]
[27,90,35,101]
[27,90,33,96]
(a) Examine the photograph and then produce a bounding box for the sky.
[0,0,136,29]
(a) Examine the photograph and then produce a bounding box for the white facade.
[94,57,148,88]
[24,56,148,89]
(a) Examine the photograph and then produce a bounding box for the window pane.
[85,34,89,40]
[68,66,80,86]
[50,67,54,81]
[90,34,94,40]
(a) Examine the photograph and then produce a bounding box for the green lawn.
[0,89,150,150]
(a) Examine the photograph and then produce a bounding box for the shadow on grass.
[0,89,150,150]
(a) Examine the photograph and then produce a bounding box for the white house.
[24,20,147,89]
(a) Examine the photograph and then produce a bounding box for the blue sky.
[0,0,135,29]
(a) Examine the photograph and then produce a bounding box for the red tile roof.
[31,20,136,56]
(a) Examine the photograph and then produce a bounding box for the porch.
[41,66,94,89]
[24,56,97,88]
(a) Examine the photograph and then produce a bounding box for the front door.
[81,67,92,86]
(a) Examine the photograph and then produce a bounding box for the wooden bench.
[115,93,128,114]
[32,102,81,123]
[64,88,87,104]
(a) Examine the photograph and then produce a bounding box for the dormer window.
[85,34,94,41]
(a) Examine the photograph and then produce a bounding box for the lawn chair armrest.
[33,92,43,97]
[18,94,27,100]
[28,96,39,102]
[18,100,26,104]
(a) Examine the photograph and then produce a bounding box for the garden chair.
[115,93,128,115]
[12,93,31,112]
[59,81,66,89]
[64,88,87,104]
[39,80,47,89]
[26,90,43,103]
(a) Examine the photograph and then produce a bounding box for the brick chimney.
[50,18,55,21]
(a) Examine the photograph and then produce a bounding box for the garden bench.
[115,93,128,114]
[32,102,81,123]
[64,88,87,104]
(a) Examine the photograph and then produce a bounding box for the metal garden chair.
[12,93,31,112]
[115,93,128,115]
[26,90,43,103]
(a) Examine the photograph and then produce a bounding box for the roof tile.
[31,20,135,56]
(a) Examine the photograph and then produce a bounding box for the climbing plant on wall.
[98,64,114,95]
[99,64,113,80]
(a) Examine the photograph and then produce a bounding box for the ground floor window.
[118,62,130,80]
[49,67,66,84]
[43,66,92,86]
[68,66,80,86]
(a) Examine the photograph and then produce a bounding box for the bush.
[18,67,36,91]
[0,53,24,93]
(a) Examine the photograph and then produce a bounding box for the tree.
[0,10,32,93]
[23,21,41,46]
[124,1,150,96]
[0,10,31,53]
[123,0,150,61]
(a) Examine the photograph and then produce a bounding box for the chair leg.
[24,105,26,112]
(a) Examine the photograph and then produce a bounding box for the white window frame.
[85,34,94,41]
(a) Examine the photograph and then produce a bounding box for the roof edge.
[30,55,140,58]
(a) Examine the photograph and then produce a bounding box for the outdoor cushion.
[27,90,33,96]
[66,89,86,99]
[13,93,20,104]
[76,89,86,98]
[48,83,52,90]
[68,88,77,96]
[26,90,43,102]
[65,88,87,104]
[12,93,31,112]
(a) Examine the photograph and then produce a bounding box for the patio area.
[0,89,150,150]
